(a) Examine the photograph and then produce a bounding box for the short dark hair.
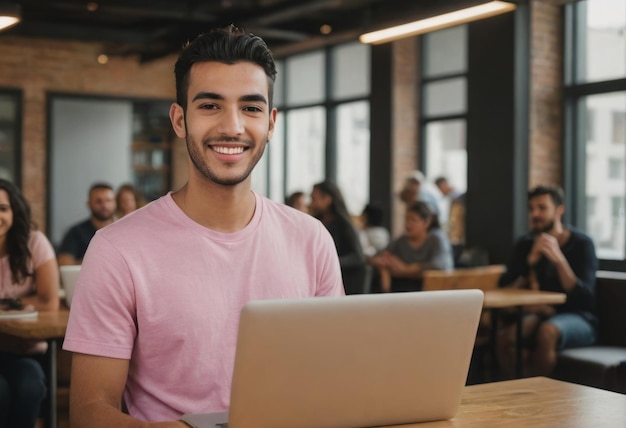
[528,185,564,206]
[407,200,441,231]
[174,25,277,111]
[362,202,385,227]
[89,182,114,198]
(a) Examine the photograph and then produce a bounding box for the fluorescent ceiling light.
[360,1,517,45]
[0,4,20,32]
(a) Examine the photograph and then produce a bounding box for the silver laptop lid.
[228,290,484,428]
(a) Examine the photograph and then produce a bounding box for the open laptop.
[182,289,483,428]
[59,265,81,308]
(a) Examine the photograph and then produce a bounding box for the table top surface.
[383,377,626,427]
[483,288,567,309]
[0,308,69,339]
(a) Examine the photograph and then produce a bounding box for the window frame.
[0,88,23,187]
[564,1,626,271]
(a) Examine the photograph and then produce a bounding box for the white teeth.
[213,146,245,155]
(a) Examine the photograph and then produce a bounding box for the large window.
[420,25,468,228]
[565,0,626,268]
[0,90,21,185]
[251,42,371,216]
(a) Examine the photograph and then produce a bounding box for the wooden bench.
[551,271,626,393]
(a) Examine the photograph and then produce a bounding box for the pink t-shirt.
[63,191,344,422]
[0,230,56,299]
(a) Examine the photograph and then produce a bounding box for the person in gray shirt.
[369,201,453,292]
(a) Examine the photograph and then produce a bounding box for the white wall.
[50,97,133,246]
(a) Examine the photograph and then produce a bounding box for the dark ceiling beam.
[14,21,153,44]
[45,1,219,22]
[252,0,342,26]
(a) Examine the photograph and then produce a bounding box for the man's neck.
[172,179,256,233]
[547,222,570,246]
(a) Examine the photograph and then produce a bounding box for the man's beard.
[531,219,555,235]
[92,210,113,222]
[186,134,266,186]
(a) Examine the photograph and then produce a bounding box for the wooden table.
[383,377,626,427]
[0,309,70,428]
[482,289,567,378]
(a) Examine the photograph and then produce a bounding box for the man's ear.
[170,102,187,139]
[556,204,565,218]
[267,108,277,141]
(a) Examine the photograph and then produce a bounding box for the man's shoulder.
[259,194,322,229]
[565,226,596,249]
[567,226,593,241]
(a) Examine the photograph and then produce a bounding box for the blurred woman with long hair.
[310,181,367,294]
[0,179,60,428]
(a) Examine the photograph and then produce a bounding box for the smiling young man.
[63,27,344,427]
[497,185,598,378]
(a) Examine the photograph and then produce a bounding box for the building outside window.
[565,0,626,267]
[420,25,468,229]
[252,42,371,216]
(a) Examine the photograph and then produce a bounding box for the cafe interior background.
[0,0,625,270]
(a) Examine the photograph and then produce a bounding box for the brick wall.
[391,37,419,237]
[529,0,564,188]
[0,36,179,230]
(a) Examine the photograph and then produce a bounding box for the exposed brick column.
[529,0,564,187]
[391,37,420,237]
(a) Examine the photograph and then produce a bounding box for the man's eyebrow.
[240,94,268,104]
[191,92,268,105]
[192,92,223,102]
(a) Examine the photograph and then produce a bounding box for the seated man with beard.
[497,185,598,378]
[57,182,117,265]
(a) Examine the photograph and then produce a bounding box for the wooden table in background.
[384,377,626,427]
[0,309,70,428]
[483,289,567,379]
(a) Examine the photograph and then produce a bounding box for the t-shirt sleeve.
[29,230,56,268]
[62,232,137,359]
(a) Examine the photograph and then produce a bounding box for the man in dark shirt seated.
[498,185,597,377]
[57,182,116,266]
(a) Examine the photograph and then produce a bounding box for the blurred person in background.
[369,201,453,293]
[398,170,441,218]
[310,180,367,294]
[285,191,309,214]
[57,182,116,266]
[116,183,146,218]
[358,202,390,258]
[0,179,60,428]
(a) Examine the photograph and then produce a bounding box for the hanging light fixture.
[360,1,517,45]
[0,3,21,32]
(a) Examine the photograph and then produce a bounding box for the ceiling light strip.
[359,1,517,44]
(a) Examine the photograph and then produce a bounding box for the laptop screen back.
[227,290,484,428]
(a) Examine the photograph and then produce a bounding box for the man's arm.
[532,233,578,291]
[20,259,60,311]
[70,353,187,428]
[498,238,532,288]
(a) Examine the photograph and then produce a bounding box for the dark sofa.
[551,271,626,393]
